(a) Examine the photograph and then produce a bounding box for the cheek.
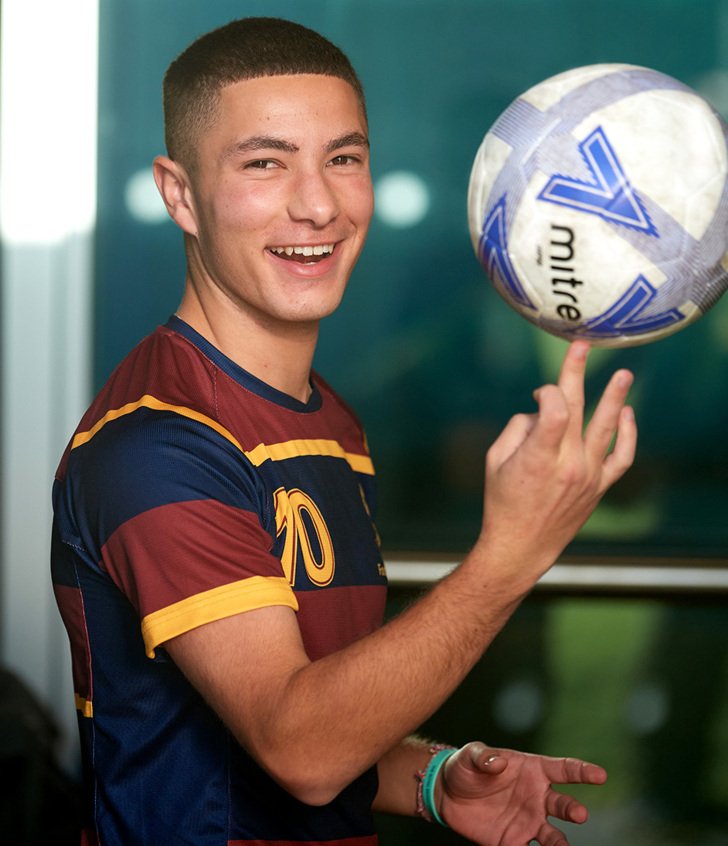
[213,179,283,233]
[348,178,375,227]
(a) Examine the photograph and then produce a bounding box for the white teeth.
[270,244,334,257]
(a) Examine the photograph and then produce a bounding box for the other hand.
[438,741,607,846]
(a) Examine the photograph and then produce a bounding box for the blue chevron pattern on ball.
[467,64,728,347]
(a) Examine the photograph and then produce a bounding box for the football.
[467,63,728,347]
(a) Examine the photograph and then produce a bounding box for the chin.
[288,292,347,323]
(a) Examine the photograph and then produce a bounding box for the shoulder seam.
[71,394,244,453]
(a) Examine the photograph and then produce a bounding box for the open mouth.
[268,243,335,264]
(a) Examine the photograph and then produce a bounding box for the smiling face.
[165,74,374,335]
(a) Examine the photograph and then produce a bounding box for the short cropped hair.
[163,17,367,171]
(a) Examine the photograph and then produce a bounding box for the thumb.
[468,742,508,776]
[487,412,536,468]
[445,743,509,793]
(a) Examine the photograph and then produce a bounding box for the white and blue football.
[467,64,728,347]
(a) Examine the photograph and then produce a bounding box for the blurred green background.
[93,2,728,843]
[97,0,728,557]
[378,590,728,845]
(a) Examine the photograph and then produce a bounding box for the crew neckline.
[165,315,322,414]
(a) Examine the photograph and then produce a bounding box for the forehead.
[212,74,367,142]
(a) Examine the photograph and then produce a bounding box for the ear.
[153,155,199,236]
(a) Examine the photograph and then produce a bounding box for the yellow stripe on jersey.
[246,438,374,475]
[141,575,299,658]
[71,394,245,453]
[75,693,93,718]
[72,396,374,474]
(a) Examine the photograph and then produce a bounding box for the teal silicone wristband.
[422,748,455,827]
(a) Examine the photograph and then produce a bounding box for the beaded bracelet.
[415,745,456,826]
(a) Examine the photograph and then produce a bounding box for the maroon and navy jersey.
[51,316,388,845]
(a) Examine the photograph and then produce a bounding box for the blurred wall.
[0,0,98,768]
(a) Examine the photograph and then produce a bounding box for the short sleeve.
[63,406,298,657]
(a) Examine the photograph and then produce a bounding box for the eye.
[328,154,360,167]
[244,159,279,170]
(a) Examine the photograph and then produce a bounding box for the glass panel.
[95,0,728,556]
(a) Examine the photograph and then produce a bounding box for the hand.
[480,340,636,583]
[438,741,607,846]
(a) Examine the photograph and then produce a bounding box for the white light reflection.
[375,170,431,228]
[1,0,98,244]
[125,167,169,224]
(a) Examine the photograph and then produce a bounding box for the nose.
[287,168,340,228]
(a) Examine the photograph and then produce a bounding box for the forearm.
[251,545,530,801]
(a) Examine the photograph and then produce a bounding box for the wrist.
[415,745,456,826]
[464,532,548,600]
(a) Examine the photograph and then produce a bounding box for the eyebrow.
[325,132,370,153]
[223,131,369,161]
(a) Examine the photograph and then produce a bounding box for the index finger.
[556,340,591,432]
[541,756,608,786]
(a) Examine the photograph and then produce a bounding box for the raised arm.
[165,340,636,807]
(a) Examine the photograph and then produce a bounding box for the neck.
[177,281,319,403]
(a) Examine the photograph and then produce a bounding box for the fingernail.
[617,370,634,388]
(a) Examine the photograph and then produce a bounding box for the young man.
[51,17,637,846]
